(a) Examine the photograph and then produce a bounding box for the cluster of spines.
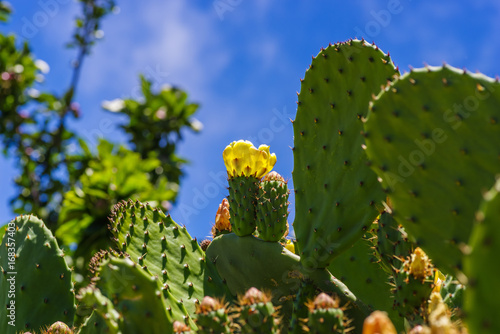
[236,287,279,333]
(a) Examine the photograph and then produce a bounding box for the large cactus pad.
[363,65,500,276]
[293,40,398,269]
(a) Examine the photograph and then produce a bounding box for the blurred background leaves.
[0,0,200,287]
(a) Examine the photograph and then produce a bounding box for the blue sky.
[1,0,500,239]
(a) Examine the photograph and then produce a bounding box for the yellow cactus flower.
[285,239,295,254]
[223,140,277,179]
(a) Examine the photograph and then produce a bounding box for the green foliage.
[293,40,398,269]
[56,140,178,271]
[0,1,11,22]
[103,75,201,185]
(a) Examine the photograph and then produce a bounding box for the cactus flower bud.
[215,198,231,232]
[310,293,339,310]
[223,140,276,179]
[240,287,270,305]
[173,320,191,333]
[362,311,397,334]
[407,247,433,280]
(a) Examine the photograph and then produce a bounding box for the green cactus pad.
[0,215,76,333]
[363,65,500,277]
[327,232,404,332]
[464,178,500,334]
[374,211,414,274]
[256,176,289,242]
[109,200,230,319]
[77,286,121,333]
[206,233,370,331]
[92,255,176,334]
[228,176,259,236]
[293,40,398,269]
[77,310,117,334]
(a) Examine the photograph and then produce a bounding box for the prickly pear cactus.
[206,233,370,331]
[293,40,399,269]
[0,215,76,333]
[464,178,500,334]
[86,254,178,333]
[363,65,500,277]
[327,232,404,331]
[109,200,230,318]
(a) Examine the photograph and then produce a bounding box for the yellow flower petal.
[222,140,277,178]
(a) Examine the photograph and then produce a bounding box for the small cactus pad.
[109,200,230,318]
[237,288,278,333]
[194,296,231,334]
[363,65,500,276]
[328,233,404,331]
[256,172,290,242]
[464,178,500,334]
[0,215,76,333]
[393,248,434,323]
[92,255,177,333]
[374,211,414,274]
[293,40,398,269]
[304,293,345,333]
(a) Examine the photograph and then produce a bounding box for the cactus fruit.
[0,215,76,333]
[256,171,290,242]
[194,296,231,334]
[303,293,346,334]
[224,140,276,237]
[393,247,434,323]
[293,40,398,270]
[237,287,278,333]
[464,178,500,334]
[109,200,230,319]
[362,311,397,334]
[363,65,500,277]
